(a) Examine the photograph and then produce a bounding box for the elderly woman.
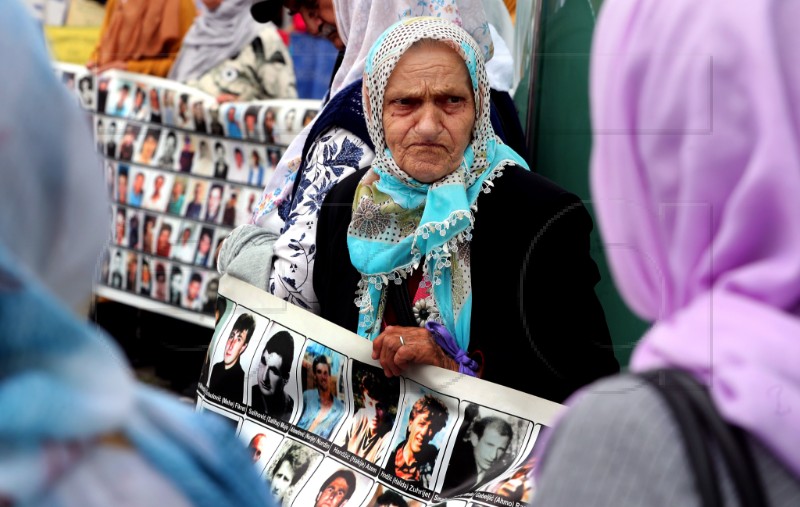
[1,2,273,506]
[531,0,800,505]
[311,17,618,402]
[221,0,521,315]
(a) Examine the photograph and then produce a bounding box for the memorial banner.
[197,275,564,507]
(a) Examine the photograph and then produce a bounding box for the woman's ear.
[362,82,372,121]
[476,84,484,120]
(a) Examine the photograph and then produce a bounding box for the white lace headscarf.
[251,0,493,230]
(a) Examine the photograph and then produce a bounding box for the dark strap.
[640,369,768,507]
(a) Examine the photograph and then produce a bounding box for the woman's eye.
[447,96,464,104]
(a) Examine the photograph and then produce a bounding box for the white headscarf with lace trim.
[251,0,493,229]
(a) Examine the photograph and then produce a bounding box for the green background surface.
[515,0,647,368]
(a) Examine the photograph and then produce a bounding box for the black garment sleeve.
[470,174,619,402]
[524,194,619,399]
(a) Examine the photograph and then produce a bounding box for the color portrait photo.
[295,341,348,440]
[291,457,372,507]
[332,362,401,465]
[239,420,283,476]
[383,382,458,492]
[206,308,269,406]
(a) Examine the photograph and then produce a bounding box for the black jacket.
[314,165,619,403]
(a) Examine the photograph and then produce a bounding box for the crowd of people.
[87,0,296,103]
[4,0,799,505]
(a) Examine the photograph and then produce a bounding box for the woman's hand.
[372,325,457,377]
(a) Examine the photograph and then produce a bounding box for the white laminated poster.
[197,274,564,507]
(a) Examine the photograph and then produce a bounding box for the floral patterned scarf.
[348,17,528,349]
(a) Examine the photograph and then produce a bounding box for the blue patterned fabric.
[280,79,374,226]
[0,242,274,507]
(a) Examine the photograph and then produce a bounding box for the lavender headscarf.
[591,0,800,476]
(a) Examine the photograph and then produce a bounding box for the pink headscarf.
[591,0,800,476]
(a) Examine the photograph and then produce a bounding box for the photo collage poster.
[53,63,322,317]
[196,275,564,507]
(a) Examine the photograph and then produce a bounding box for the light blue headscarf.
[0,2,274,505]
[348,17,528,349]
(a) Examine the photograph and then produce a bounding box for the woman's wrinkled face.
[382,41,475,183]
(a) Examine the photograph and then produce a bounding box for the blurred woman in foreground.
[532,0,800,504]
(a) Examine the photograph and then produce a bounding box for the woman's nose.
[414,103,441,137]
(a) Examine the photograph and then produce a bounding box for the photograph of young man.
[208,313,256,402]
[335,366,398,463]
[440,416,514,498]
[385,394,449,489]
[250,330,295,421]
[296,353,345,439]
[268,443,313,504]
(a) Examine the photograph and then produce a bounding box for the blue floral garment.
[268,127,375,311]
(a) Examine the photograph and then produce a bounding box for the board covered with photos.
[54,63,322,325]
[199,275,563,507]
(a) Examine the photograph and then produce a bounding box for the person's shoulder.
[478,164,591,237]
[314,126,370,153]
[544,374,678,452]
[491,163,578,207]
